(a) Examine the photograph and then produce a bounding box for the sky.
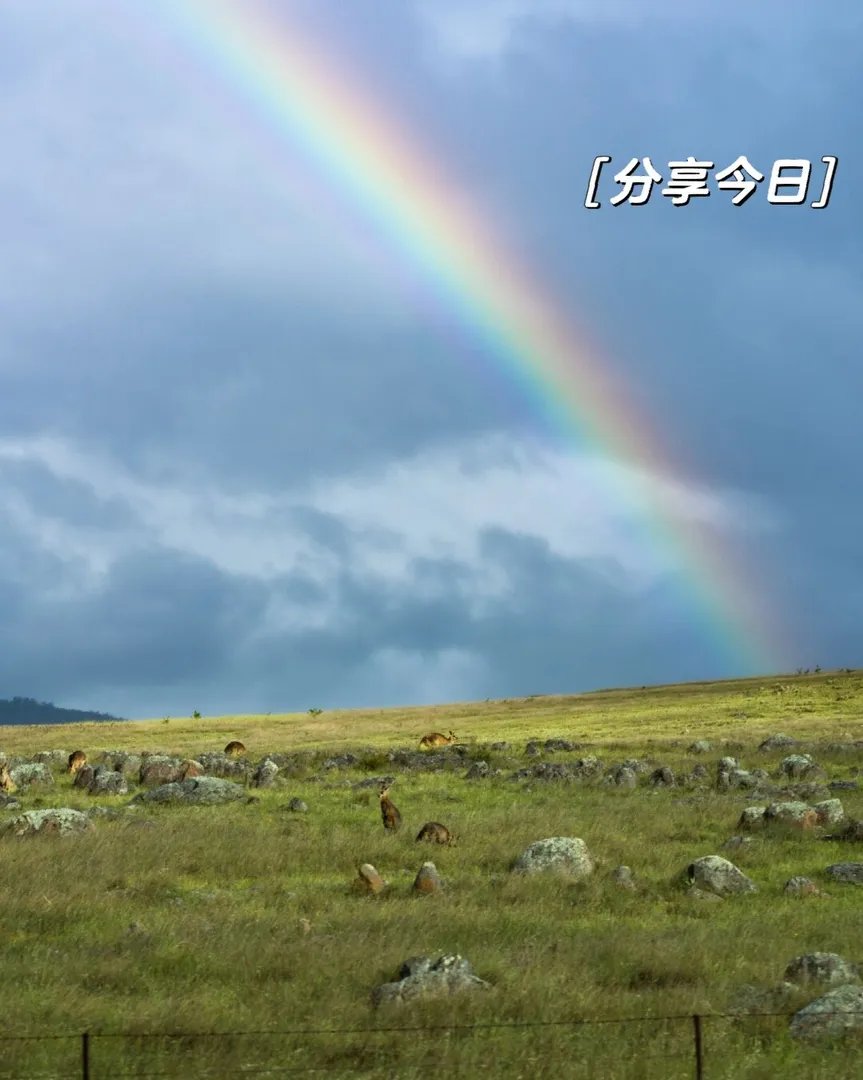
[0,0,860,719]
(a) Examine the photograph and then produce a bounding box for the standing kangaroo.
[379,784,402,832]
[418,730,457,751]
[416,821,457,846]
[0,763,15,794]
[67,750,87,775]
[224,741,246,758]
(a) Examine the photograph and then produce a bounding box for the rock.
[195,752,252,780]
[783,876,828,897]
[738,807,767,830]
[829,819,863,842]
[132,777,246,806]
[413,862,443,894]
[512,837,594,880]
[608,766,637,790]
[322,753,360,771]
[688,740,712,754]
[0,809,95,837]
[252,759,279,788]
[287,798,308,813]
[611,865,637,890]
[73,765,95,789]
[784,953,859,987]
[524,741,542,757]
[88,770,129,796]
[722,835,753,851]
[780,754,814,778]
[356,864,387,895]
[763,802,820,830]
[32,750,68,767]
[825,862,863,885]
[371,954,490,1008]
[465,761,491,780]
[489,742,510,751]
[684,855,757,897]
[728,981,798,1015]
[790,985,863,1040]
[8,763,54,788]
[649,766,675,787]
[544,739,577,752]
[759,734,797,751]
[830,780,858,791]
[686,887,724,902]
[812,799,845,827]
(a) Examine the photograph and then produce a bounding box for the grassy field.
[1,668,863,1078]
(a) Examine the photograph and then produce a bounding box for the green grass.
[1,668,863,1078]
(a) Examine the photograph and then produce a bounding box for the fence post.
[692,1014,703,1080]
[81,1032,90,1080]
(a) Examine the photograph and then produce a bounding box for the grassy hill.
[0,668,862,1078]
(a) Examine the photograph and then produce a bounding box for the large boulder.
[1,809,95,837]
[511,837,594,880]
[132,777,246,806]
[8,763,54,788]
[790,985,863,1040]
[684,855,757,897]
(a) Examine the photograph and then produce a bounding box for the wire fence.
[0,1010,861,1079]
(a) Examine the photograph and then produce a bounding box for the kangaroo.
[67,750,87,775]
[379,784,402,832]
[0,763,15,794]
[416,821,457,846]
[178,759,203,780]
[224,741,246,758]
[418,730,457,751]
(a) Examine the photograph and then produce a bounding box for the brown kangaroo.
[67,750,87,775]
[418,730,457,751]
[224,741,246,758]
[0,763,15,794]
[379,784,402,832]
[178,759,203,779]
[416,821,456,846]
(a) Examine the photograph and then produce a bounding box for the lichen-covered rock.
[132,777,246,806]
[371,954,490,1007]
[738,806,767,830]
[684,855,757,897]
[512,837,594,880]
[1,809,95,837]
[288,798,308,813]
[649,766,675,787]
[9,763,54,788]
[759,734,797,752]
[31,750,69,767]
[784,953,859,987]
[465,761,491,780]
[783,876,828,897]
[252,759,279,788]
[812,799,845,827]
[688,740,712,754]
[789,985,863,1040]
[763,802,819,830]
[87,770,129,796]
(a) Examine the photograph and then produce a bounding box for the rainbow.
[150,0,790,675]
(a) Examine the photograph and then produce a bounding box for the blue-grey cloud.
[0,0,858,716]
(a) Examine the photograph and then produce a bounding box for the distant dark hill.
[0,697,127,726]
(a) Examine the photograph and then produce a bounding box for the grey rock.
[684,855,757,897]
[133,777,246,806]
[785,953,859,987]
[1,808,95,836]
[288,798,308,813]
[8,763,54,788]
[790,985,863,1040]
[371,954,490,1008]
[825,862,863,885]
[759,734,797,751]
[512,837,594,880]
